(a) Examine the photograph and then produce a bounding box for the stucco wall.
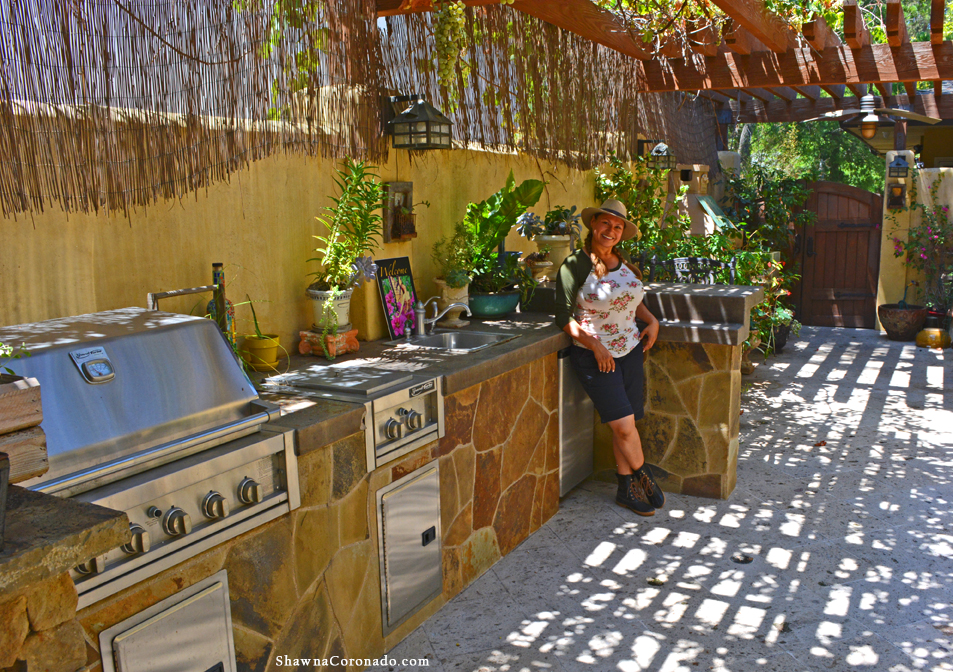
[0,149,596,344]
[878,154,953,323]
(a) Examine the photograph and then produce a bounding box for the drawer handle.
[421,526,437,546]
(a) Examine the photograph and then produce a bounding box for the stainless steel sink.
[391,331,518,353]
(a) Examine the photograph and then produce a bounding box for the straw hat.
[581,199,640,241]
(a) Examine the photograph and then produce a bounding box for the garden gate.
[797,182,883,329]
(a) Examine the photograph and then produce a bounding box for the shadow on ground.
[374,327,953,672]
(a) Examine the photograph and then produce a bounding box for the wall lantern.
[387,94,453,150]
[648,142,677,171]
[888,155,910,179]
[887,183,907,210]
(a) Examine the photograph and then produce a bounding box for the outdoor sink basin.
[394,331,518,353]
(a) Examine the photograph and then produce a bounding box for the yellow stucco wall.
[920,128,953,169]
[0,148,596,346]
[878,153,952,325]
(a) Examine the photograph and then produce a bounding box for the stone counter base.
[595,341,742,500]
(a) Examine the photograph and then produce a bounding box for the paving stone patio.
[373,326,953,672]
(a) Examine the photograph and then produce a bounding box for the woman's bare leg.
[608,414,645,475]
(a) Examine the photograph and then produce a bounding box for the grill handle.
[37,408,276,496]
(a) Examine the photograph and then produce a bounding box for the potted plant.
[306,159,383,337]
[522,245,553,281]
[238,296,284,372]
[460,171,545,317]
[432,221,475,328]
[516,205,581,280]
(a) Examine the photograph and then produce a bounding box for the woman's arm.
[562,320,616,372]
[636,302,660,351]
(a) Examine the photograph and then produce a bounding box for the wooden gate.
[797,182,883,329]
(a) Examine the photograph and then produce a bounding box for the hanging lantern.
[387,95,453,150]
[647,142,677,171]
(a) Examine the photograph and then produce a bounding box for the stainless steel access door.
[377,464,442,635]
[559,347,594,496]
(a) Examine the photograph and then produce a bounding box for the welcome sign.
[375,257,418,340]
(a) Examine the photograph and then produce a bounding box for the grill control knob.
[384,418,403,440]
[404,410,424,430]
[238,478,263,504]
[203,491,230,519]
[75,555,106,575]
[121,524,151,555]
[163,507,192,536]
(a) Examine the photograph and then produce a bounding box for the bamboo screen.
[0,2,719,218]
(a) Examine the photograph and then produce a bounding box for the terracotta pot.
[878,304,928,341]
[434,278,470,328]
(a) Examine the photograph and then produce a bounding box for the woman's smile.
[591,214,625,248]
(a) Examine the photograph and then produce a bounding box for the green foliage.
[432,220,477,284]
[886,169,953,312]
[0,341,29,376]
[740,121,884,193]
[516,206,582,247]
[308,158,384,290]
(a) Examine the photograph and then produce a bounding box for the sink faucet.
[414,299,472,336]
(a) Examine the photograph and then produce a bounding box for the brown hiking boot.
[616,473,655,516]
[635,465,665,509]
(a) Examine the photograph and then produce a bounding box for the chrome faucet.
[414,299,472,336]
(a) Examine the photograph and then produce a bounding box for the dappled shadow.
[375,326,953,672]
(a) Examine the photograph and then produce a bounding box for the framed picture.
[375,257,418,340]
[383,182,417,243]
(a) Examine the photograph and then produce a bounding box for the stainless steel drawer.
[377,464,442,634]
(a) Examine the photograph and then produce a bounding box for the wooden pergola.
[378,0,953,151]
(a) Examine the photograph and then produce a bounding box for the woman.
[554,199,663,516]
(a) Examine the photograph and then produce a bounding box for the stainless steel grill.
[0,308,300,608]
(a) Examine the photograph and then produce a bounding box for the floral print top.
[572,263,644,357]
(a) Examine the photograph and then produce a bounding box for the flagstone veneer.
[595,341,743,499]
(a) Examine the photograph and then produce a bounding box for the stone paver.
[372,327,953,672]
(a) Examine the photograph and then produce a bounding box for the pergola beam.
[886,0,909,47]
[794,85,822,100]
[803,14,841,51]
[642,42,953,93]
[843,0,871,50]
[730,93,947,123]
[822,84,847,98]
[724,20,769,55]
[707,0,801,52]
[932,0,946,44]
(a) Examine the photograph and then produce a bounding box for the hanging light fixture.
[387,94,453,150]
[858,94,881,139]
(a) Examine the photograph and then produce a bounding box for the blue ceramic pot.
[468,291,520,318]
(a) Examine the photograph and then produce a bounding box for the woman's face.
[590,213,626,248]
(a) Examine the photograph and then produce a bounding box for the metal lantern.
[887,183,907,209]
[387,95,453,150]
[647,142,677,171]
[888,155,910,178]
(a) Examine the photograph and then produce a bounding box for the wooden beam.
[794,85,822,100]
[843,0,871,50]
[730,93,949,123]
[744,88,778,102]
[894,118,908,150]
[508,0,653,60]
[822,84,847,98]
[803,15,841,51]
[936,80,945,95]
[708,0,801,52]
[697,90,732,105]
[377,0,655,60]
[932,0,946,45]
[904,82,919,99]
[642,42,953,93]
[724,20,768,55]
[875,82,892,97]
[687,19,722,57]
[847,82,868,97]
[886,0,909,48]
[771,86,800,101]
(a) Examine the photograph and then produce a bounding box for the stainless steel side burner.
[267,366,444,471]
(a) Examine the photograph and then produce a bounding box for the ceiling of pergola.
[378,0,953,126]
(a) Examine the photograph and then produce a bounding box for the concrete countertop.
[0,486,129,598]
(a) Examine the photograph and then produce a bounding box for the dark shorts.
[569,342,645,424]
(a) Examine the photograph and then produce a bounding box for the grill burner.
[0,308,300,608]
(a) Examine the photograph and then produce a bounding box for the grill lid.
[0,308,260,490]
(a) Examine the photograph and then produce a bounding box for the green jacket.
[554,250,640,329]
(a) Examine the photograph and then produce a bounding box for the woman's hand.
[639,319,659,351]
[592,340,615,373]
